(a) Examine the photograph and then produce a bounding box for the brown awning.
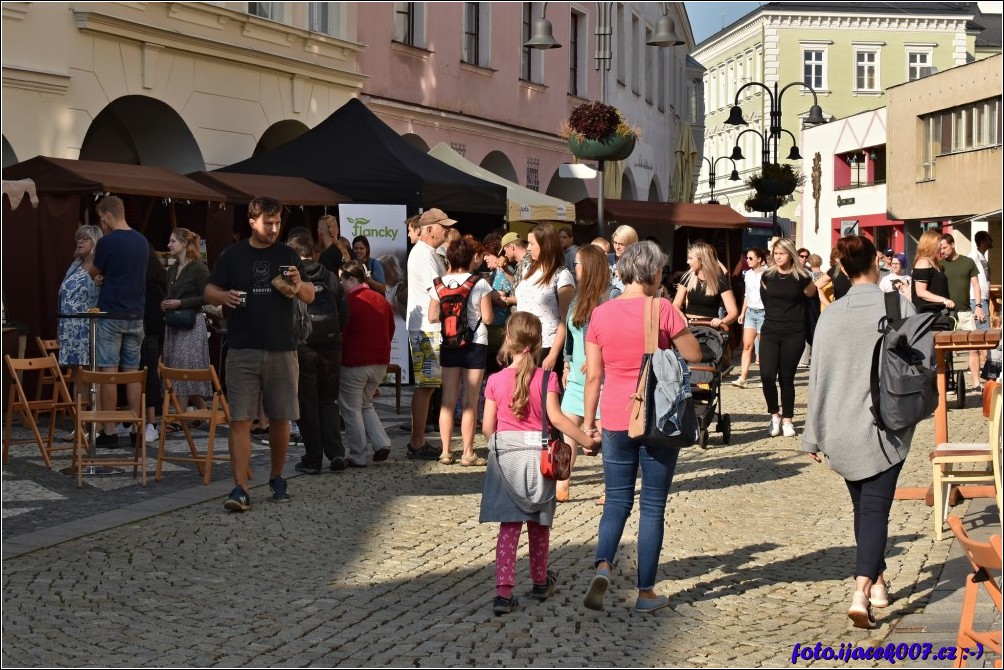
[2,156,226,201]
[188,171,352,206]
[575,198,749,229]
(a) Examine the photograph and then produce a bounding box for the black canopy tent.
[218,99,507,233]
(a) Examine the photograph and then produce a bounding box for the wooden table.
[896,328,1001,502]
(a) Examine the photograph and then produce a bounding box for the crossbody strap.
[643,296,659,354]
[540,369,550,446]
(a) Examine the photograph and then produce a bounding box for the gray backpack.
[869,292,940,432]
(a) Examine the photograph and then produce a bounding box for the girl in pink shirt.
[479,312,599,616]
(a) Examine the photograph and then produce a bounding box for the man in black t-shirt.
[205,197,315,512]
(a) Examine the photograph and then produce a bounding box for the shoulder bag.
[539,370,572,480]
[627,297,699,449]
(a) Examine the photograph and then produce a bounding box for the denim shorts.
[970,299,990,331]
[95,318,144,369]
[225,349,299,421]
[408,331,442,388]
[744,307,765,333]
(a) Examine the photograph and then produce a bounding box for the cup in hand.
[235,290,247,307]
[278,265,295,280]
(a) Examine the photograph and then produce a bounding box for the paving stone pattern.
[2,367,1000,667]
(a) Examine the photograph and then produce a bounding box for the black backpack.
[869,292,940,433]
[294,265,345,347]
[434,275,481,349]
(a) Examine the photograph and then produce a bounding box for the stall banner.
[338,203,410,383]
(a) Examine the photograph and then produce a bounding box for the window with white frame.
[308,3,340,36]
[644,29,654,104]
[907,49,933,81]
[462,3,490,67]
[745,52,753,99]
[803,49,825,90]
[920,98,1001,179]
[631,14,640,95]
[727,59,735,103]
[659,49,669,112]
[569,9,586,96]
[520,3,541,82]
[394,2,426,47]
[717,66,725,110]
[854,49,880,92]
[616,3,626,84]
[248,2,284,22]
[687,77,701,123]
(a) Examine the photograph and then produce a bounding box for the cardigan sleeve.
[177,261,209,310]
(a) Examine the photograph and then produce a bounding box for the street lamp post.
[724,80,826,238]
[526,2,683,237]
[702,156,740,204]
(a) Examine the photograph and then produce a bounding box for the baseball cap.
[500,232,522,247]
[884,248,894,257]
[418,208,457,227]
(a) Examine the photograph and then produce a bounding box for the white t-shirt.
[970,248,990,301]
[743,268,764,310]
[406,241,445,331]
[514,266,575,347]
[428,272,493,345]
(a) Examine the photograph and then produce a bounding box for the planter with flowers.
[561,101,639,162]
[746,162,804,198]
[743,192,788,214]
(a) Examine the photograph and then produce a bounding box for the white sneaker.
[731,377,748,388]
[768,416,781,437]
[144,423,158,443]
[782,422,797,438]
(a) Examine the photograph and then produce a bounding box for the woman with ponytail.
[161,227,211,411]
[479,312,599,616]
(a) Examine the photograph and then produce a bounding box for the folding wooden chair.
[947,516,1002,668]
[3,355,74,469]
[33,337,70,431]
[931,386,1003,540]
[157,363,237,485]
[73,368,147,488]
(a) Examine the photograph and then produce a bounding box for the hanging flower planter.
[561,101,640,162]
[567,134,637,162]
[744,193,787,213]
[746,163,804,198]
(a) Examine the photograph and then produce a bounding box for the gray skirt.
[479,432,556,527]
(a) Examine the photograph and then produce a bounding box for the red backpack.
[433,275,481,349]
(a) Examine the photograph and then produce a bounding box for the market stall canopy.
[218,98,506,216]
[575,199,749,229]
[187,171,352,206]
[2,156,225,201]
[427,143,574,222]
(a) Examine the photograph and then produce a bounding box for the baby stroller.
[687,320,733,448]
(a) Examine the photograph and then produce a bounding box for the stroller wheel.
[718,415,731,444]
[698,428,710,449]
[955,371,966,409]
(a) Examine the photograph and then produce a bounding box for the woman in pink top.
[479,312,599,616]
[582,241,701,614]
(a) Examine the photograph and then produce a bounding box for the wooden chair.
[947,516,1002,668]
[33,337,70,431]
[3,355,74,469]
[930,386,1003,540]
[73,368,147,488]
[386,363,402,415]
[157,363,235,485]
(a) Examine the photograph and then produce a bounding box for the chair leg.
[203,420,216,486]
[3,391,15,464]
[156,419,168,482]
[933,464,945,541]
[182,422,205,478]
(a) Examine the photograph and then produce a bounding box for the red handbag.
[539,370,572,481]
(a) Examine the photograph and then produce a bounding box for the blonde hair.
[914,229,943,271]
[611,225,639,248]
[591,237,611,253]
[764,238,811,279]
[682,242,724,297]
[501,312,543,420]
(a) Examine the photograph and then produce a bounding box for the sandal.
[165,422,183,434]
[460,455,487,466]
[596,493,605,506]
[439,454,455,465]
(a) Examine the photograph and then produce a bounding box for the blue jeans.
[595,429,681,590]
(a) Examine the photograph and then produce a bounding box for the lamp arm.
[778,81,820,107]
[734,81,773,106]
[732,127,765,149]
[711,155,734,173]
[780,128,798,145]
[540,1,549,18]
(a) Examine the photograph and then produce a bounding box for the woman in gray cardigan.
[802,235,916,630]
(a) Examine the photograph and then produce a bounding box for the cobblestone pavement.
[2,364,1000,667]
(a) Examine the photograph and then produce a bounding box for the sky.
[685,2,763,44]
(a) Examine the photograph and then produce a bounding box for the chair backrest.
[5,354,72,405]
[158,363,230,418]
[34,337,58,357]
[73,368,147,406]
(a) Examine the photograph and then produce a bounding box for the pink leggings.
[495,521,550,598]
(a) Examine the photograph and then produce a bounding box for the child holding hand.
[479,312,601,615]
